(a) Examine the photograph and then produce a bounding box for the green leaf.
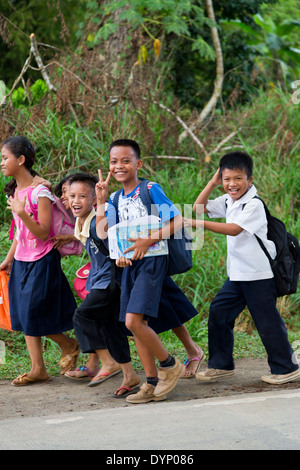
[191,37,215,60]
[221,19,260,38]
[94,22,119,41]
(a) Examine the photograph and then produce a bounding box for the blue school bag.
[112,180,193,276]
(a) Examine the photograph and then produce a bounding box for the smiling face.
[221,168,253,201]
[109,145,142,190]
[61,181,71,210]
[69,181,96,223]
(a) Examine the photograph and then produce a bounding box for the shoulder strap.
[139,180,161,217]
[111,189,123,224]
[89,216,109,257]
[224,194,273,263]
[248,196,274,264]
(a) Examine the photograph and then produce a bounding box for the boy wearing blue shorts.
[188,151,299,385]
[95,139,185,403]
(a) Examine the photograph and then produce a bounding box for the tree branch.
[29,33,57,92]
[179,0,224,142]
[0,52,32,108]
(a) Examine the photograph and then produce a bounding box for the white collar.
[74,208,96,245]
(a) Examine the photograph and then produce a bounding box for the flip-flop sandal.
[112,386,140,398]
[64,366,100,380]
[181,347,206,379]
[88,369,121,387]
[12,373,51,387]
[59,342,80,375]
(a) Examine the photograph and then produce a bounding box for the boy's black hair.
[109,139,141,159]
[219,151,253,179]
[68,172,98,195]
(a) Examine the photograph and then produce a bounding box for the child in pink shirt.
[0,136,78,386]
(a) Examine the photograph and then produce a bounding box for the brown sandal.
[12,373,51,387]
[59,342,80,374]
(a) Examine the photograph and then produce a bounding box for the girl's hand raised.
[7,190,26,216]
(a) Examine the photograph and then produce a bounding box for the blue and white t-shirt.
[106,181,180,227]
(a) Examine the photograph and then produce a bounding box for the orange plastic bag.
[0,271,12,331]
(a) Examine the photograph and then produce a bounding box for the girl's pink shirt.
[13,185,54,262]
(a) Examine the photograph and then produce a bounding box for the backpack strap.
[139,180,160,217]
[225,194,274,266]
[111,189,122,224]
[89,216,109,257]
[89,216,118,289]
[9,218,15,240]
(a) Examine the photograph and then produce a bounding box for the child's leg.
[134,332,158,378]
[47,333,80,375]
[12,335,49,385]
[126,313,169,363]
[207,279,246,370]
[126,313,184,399]
[172,325,205,377]
[243,279,299,376]
[113,362,141,396]
[65,353,100,379]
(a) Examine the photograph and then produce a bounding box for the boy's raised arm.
[95,169,111,240]
[193,168,221,214]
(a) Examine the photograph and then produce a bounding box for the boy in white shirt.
[187,151,299,385]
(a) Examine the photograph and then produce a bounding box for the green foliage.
[81,0,214,59]
[11,79,48,107]
[0,0,87,86]
[221,13,300,84]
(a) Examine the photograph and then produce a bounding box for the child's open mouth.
[72,205,82,214]
[229,188,239,195]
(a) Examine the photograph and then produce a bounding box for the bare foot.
[59,339,80,375]
[181,345,205,378]
[64,365,100,379]
[113,373,141,397]
[88,363,122,386]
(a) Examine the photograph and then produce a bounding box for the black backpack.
[253,196,300,297]
[112,180,193,276]
[226,195,300,297]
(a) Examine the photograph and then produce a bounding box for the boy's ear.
[137,159,143,170]
[248,176,253,186]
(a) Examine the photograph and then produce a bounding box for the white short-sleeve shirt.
[206,184,276,281]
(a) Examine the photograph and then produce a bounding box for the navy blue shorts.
[119,256,168,321]
[149,276,199,334]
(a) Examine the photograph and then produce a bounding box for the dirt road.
[1,358,299,420]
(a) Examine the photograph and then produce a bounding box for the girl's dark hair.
[219,151,253,179]
[109,139,141,159]
[2,136,39,196]
[54,175,72,197]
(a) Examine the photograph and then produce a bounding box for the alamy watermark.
[291,80,300,104]
[292,340,300,366]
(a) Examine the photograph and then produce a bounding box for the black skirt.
[9,249,76,336]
